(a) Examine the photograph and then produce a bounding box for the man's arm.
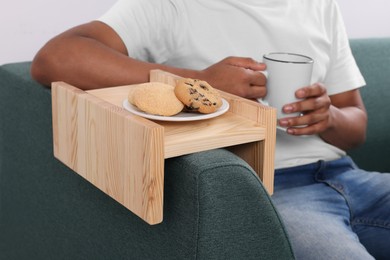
[320,89,367,150]
[31,21,267,99]
[31,21,192,90]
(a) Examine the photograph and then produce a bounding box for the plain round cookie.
[127,85,140,105]
[174,78,222,114]
[131,82,184,116]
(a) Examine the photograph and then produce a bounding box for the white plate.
[122,98,229,122]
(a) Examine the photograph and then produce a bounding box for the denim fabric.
[272,156,390,260]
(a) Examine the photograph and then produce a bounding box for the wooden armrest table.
[51,70,276,225]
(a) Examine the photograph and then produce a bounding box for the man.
[31,0,390,259]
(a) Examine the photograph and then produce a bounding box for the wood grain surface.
[51,70,276,225]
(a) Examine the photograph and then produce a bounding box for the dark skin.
[31,21,266,97]
[31,21,367,151]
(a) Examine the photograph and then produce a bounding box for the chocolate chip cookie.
[174,78,222,114]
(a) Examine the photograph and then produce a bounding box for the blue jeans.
[272,156,390,260]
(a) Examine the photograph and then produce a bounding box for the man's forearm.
[31,36,198,90]
[31,21,266,97]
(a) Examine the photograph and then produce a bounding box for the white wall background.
[1,0,390,65]
[338,0,390,38]
[0,0,116,65]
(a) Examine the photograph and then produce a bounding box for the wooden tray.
[51,70,276,225]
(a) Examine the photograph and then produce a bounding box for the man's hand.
[199,57,267,99]
[277,83,367,151]
[278,83,332,135]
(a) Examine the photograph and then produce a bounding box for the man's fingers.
[295,83,326,99]
[250,70,267,86]
[246,85,267,99]
[226,56,266,71]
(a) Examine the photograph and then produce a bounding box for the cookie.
[174,78,222,114]
[127,85,139,105]
[130,82,184,116]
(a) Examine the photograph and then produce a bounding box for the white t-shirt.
[98,0,366,169]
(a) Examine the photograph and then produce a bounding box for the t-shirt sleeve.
[324,0,366,95]
[97,0,179,64]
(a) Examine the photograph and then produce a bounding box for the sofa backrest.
[349,38,390,172]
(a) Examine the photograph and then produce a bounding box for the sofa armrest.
[167,149,294,259]
[0,62,294,259]
[349,38,390,172]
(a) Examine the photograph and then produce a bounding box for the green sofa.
[1,38,389,259]
[347,38,390,173]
